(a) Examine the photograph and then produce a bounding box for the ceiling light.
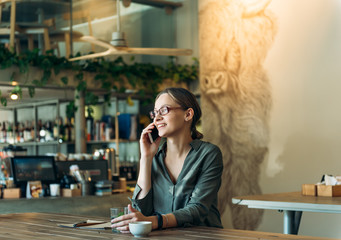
[10,93,18,100]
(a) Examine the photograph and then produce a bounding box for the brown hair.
[156,87,203,140]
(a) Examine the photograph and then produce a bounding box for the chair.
[20,18,54,53]
[0,0,21,53]
[0,0,52,54]
[48,9,95,58]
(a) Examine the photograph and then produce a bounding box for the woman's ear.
[185,108,194,121]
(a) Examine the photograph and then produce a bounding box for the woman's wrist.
[148,215,159,230]
[139,157,153,169]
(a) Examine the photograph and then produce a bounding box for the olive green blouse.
[131,139,223,228]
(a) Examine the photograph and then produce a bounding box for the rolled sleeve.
[130,184,154,216]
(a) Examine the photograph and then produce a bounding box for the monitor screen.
[11,156,57,185]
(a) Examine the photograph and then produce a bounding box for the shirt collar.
[156,138,202,155]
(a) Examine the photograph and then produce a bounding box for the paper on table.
[58,220,111,230]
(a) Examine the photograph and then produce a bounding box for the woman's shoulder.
[190,139,223,168]
[190,139,222,155]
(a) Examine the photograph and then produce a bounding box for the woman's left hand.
[111,204,154,234]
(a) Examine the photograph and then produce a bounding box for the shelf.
[87,139,139,144]
[0,139,139,148]
[0,141,63,147]
[130,0,182,9]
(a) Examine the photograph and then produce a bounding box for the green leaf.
[0,97,7,106]
[28,86,35,98]
[75,72,84,81]
[173,73,180,82]
[66,100,78,119]
[54,66,61,76]
[10,72,15,82]
[61,76,68,85]
[32,79,42,87]
[76,81,87,92]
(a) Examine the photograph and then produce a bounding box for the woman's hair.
[156,87,203,139]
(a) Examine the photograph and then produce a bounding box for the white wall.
[259,0,341,238]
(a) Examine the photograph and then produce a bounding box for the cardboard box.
[301,184,317,196]
[3,188,21,199]
[62,188,81,197]
[317,184,341,197]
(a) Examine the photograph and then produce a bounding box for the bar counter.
[0,192,132,218]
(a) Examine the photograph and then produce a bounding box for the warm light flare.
[10,93,18,100]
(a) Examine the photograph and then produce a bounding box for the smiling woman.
[111,87,223,233]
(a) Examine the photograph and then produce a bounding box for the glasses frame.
[149,106,184,119]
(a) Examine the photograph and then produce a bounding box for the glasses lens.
[149,111,155,119]
[160,107,168,116]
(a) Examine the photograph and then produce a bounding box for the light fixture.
[10,92,18,100]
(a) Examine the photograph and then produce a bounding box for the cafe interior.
[0,0,340,239]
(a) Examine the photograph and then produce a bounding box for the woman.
[112,87,223,232]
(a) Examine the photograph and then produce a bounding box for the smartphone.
[148,126,159,143]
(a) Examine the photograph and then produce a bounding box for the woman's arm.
[136,123,161,199]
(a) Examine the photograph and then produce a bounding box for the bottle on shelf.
[64,117,70,142]
[0,123,2,143]
[45,121,54,142]
[30,120,35,142]
[53,119,59,141]
[58,117,65,143]
[0,122,5,143]
[14,123,20,143]
[86,113,94,141]
[37,119,44,142]
[6,122,13,144]
[70,117,75,142]
[24,121,31,142]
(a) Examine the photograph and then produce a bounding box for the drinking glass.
[110,207,128,233]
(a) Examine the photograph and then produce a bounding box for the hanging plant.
[0,45,199,111]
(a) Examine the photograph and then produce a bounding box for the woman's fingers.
[128,204,137,213]
[111,219,130,228]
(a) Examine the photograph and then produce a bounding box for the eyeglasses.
[149,106,184,119]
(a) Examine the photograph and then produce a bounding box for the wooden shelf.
[87,139,139,144]
[130,0,182,9]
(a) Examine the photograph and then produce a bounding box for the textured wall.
[199,0,277,230]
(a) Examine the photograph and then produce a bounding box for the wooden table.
[0,212,337,239]
[232,192,341,235]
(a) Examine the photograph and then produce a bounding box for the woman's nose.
[154,113,162,122]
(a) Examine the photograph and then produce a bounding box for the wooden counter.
[0,212,337,240]
[0,192,132,218]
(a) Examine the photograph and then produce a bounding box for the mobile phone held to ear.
[148,126,159,143]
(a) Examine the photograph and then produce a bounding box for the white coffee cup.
[50,184,60,197]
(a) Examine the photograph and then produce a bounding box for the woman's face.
[153,93,187,138]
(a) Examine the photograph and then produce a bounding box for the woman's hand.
[111,204,156,234]
[140,123,162,160]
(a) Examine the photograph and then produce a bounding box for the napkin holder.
[301,184,317,196]
[317,184,341,197]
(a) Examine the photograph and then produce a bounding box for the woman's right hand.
[139,123,162,160]
[111,204,158,233]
